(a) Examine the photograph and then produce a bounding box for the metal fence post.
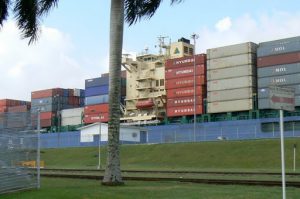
[293,122,295,137]
[174,130,177,143]
[236,127,239,139]
[273,123,275,137]
[254,125,257,139]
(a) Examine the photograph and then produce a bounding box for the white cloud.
[215,17,232,32]
[0,21,104,101]
[196,12,300,53]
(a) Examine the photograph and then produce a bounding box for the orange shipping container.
[31,88,63,99]
[165,64,206,80]
[165,76,206,89]
[167,105,203,117]
[167,96,203,108]
[165,54,206,69]
[84,104,109,115]
[167,86,205,98]
[84,113,109,124]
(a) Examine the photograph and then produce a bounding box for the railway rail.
[39,168,300,188]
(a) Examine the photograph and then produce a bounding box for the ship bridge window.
[184,46,189,54]
[156,80,159,87]
[160,79,164,86]
[189,48,194,55]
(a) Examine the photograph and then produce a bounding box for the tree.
[0,0,183,186]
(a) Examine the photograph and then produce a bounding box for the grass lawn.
[2,177,300,199]
[41,138,300,172]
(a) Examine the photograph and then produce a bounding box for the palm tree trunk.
[102,0,124,186]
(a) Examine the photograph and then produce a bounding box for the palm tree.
[0,0,183,186]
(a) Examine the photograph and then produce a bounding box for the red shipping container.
[40,112,56,120]
[167,86,206,98]
[40,119,52,127]
[84,113,109,124]
[0,99,28,107]
[7,105,30,113]
[167,105,203,117]
[0,106,8,112]
[31,88,63,99]
[166,76,206,90]
[165,54,206,69]
[165,64,206,80]
[167,96,203,108]
[258,52,300,67]
[84,104,109,115]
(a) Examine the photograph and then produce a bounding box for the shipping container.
[257,52,300,67]
[207,87,255,102]
[85,85,109,97]
[165,64,206,80]
[61,116,82,126]
[0,106,8,113]
[258,73,300,88]
[258,85,300,98]
[85,95,109,106]
[40,119,52,128]
[165,76,206,89]
[207,64,256,80]
[257,62,300,78]
[167,96,203,107]
[85,76,109,88]
[84,104,109,115]
[166,86,206,98]
[31,88,63,99]
[40,112,56,120]
[258,96,300,109]
[167,105,203,117]
[207,99,253,113]
[207,42,257,59]
[31,97,68,106]
[7,105,30,113]
[207,53,256,70]
[207,76,256,91]
[61,107,84,118]
[165,54,206,69]
[0,99,30,107]
[84,113,109,123]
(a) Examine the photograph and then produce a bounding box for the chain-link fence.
[0,112,39,194]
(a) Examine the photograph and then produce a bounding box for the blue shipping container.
[85,76,109,88]
[85,85,109,97]
[85,95,109,105]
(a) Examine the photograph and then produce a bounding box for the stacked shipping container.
[31,88,85,128]
[0,99,31,113]
[84,71,126,124]
[61,107,84,126]
[257,36,300,108]
[206,42,258,113]
[165,54,206,117]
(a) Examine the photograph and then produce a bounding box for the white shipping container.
[73,89,81,97]
[207,99,253,113]
[207,76,256,91]
[61,116,82,126]
[207,87,254,102]
[207,53,256,70]
[61,107,84,118]
[207,42,257,59]
[207,64,256,80]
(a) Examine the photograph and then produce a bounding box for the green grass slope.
[42,138,300,172]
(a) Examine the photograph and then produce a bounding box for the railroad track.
[39,168,300,188]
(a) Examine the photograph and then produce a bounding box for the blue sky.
[1,0,300,100]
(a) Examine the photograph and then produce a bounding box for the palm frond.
[38,0,58,16]
[0,0,10,28]
[125,0,183,26]
[14,0,40,44]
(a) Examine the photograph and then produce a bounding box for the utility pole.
[191,33,199,142]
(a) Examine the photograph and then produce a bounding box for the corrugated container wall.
[165,54,207,117]
[257,36,300,109]
[206,42,257,113]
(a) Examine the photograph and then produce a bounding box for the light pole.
[191,33,199,142]
[97,113,102,170]
[37,109,41,189]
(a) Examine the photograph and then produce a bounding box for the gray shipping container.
[207,64,256,80]
[257,62,300,78]
[207,42,257,59]
[258,41,300,57]
[61,107,83,118]
[258,96,300,109]
[85,76,109,88]
[258,85,300,98]
[258,73,300,88]
[207,87,254,102]
[207,76,256,91]
[207,99,253,113]
[31,97,69,106]
[61,116,82,126]
[207,53,256,70]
